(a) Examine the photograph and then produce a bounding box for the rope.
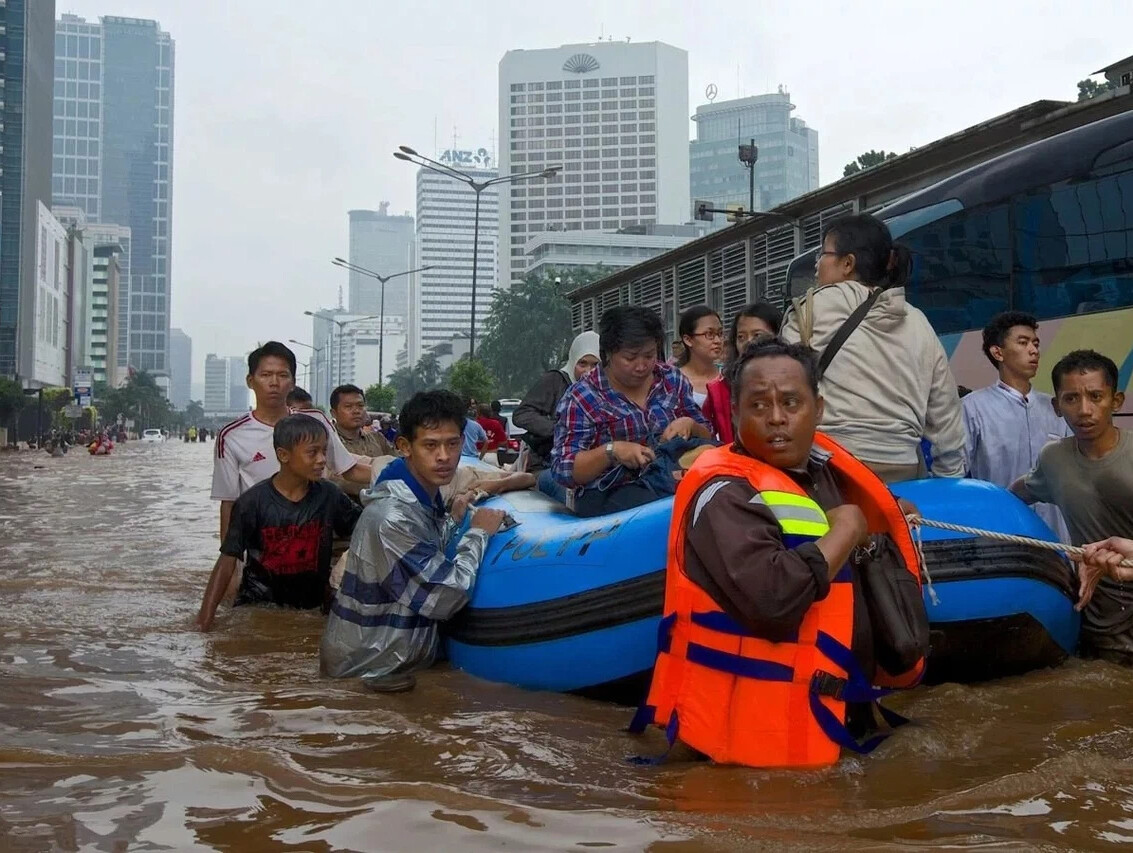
[905,514,1133,568]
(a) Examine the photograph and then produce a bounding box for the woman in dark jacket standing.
[514,331,600,472]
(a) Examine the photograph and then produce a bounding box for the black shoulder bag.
[815,286,885,378]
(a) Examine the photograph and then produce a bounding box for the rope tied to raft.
[904,514,1133,607]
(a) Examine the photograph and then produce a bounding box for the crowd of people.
[194,211,1133,767]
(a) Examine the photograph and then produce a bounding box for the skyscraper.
[168,327,191,409]
[347,205,415,317]
[412,148,498,364]
[0,0,58,384]
[497,41,689,287]
[53,14,175,377]
[228,356,248,413]
[689,90,819,226]
[203,354,229,413]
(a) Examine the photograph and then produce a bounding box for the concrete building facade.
[412,149,498,364]
[524,223,709,279]
[89,243,121,385]
[168,327,191,409]
[347,205,415,318]
[497,41,690,287]
[203,354,230,414]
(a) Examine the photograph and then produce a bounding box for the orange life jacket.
[629,433,924,768]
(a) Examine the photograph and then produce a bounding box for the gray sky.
[60,0,1131,393]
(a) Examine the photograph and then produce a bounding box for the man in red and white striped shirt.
[212,341,371,541]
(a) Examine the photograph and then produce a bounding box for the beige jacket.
[781,280,966,476]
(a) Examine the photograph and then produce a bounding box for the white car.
[141,429,166,443]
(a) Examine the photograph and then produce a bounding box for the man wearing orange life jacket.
[631,337,924,768]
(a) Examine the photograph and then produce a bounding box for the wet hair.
[676,305,721,366]
[822,213,911,288]
[248,341,296,377]
[285,387,312,408]
[598,304,666,365]
[491,399,502,415]
[273,413,327,451]
[330,383,364,411]
[727,336,820,406]
[400,390,467,442]
[981,311,1038,367]
[728,301,783,361]
[1051,349,1119,395]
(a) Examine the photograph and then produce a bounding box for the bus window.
[1013,169,1133,319]
[901,204,1012,335]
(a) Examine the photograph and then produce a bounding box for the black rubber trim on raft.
[444,570,665,647]
[445,536,1074,649]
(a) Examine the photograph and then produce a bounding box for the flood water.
[2,441,1133,851]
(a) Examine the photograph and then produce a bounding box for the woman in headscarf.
[513,330,600,472]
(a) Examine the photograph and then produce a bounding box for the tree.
[364,383,396,412]
[99,370,175,429]
[416,352,443,389]
[1078,78,1117,102]
[477,267,605,397]
[0,377,28,436]
[447,356,495,404]
[386,366,420,410]
[184,400,205,424]
[843,149,899,177]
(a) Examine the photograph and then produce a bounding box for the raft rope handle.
[904,514,1133,605]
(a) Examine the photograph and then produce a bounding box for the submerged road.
[1,441,1132,851]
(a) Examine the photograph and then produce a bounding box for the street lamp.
[330,258,430,388]
[393,145,562,358]
[304,310,382,394]
[288,339,326,401]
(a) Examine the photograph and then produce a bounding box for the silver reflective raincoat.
[320,460,489,679]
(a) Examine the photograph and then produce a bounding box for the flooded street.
[2,442,1133,851]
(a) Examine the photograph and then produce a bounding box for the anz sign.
[439,148,493,169]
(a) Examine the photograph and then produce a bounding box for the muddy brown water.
[2,442,1132,851]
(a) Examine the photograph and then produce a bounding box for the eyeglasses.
[816,250,840,259]
[690,329,725,341]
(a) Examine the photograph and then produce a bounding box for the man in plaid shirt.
[551,305,712,516]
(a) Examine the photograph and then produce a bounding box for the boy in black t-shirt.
[196,414,362,631]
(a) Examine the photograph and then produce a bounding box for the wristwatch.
[605,441,616,465]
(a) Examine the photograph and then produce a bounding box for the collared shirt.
[962,380,1072,540]
[335,425,391,459]
[550,361,710,490]
[462,418,487,458]
[375,457,446,516]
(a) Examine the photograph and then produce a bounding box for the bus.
[786,109,1133,408]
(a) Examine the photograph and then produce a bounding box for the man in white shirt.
[962,312,1071,539]
[211,341,371,541]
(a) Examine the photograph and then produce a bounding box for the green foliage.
[184,400,205,423]
[0,377,28,429]
[476,267,605,396]
[98,371,175,429]
[447,356,494,404]
[843,149,899,177]
[1077,78,1117,102]
[364,383,397,412]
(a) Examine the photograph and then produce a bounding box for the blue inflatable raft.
[444,479,1079,693]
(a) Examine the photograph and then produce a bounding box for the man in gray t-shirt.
[1011,350,1133,661]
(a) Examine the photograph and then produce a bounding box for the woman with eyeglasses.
[780,213,965,483]
[676,306,724,409]
[700,301,782,443]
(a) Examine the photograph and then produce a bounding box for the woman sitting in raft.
[551,304,713,517]
[701,301,782,443]
[675,305,724,408]
[780,213,965,483]
[631,337,925,768]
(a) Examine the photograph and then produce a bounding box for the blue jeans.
[537,468,569,504]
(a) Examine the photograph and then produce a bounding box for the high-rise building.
[337,315,406,389]
[31,203,70,387]
[203,354,230,413]
[497,41,689,287]
[412,148,498,364]
[53,14,175,376]
[0,0,58,384]
[524,222,709,279]
[168,328,191,409]
[348,205,415,317]
[89,242,122,385]
[689,90,819,226]
[227,355,248,413]
[54,205,93,385]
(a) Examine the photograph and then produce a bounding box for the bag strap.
[816,286,885,378]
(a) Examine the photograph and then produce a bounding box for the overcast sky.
[59,0,1131,393]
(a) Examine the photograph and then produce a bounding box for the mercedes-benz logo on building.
[563,53,600,74]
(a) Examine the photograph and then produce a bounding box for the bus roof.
[878,109,1133,219]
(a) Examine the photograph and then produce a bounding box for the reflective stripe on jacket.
[631,434,924,768]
